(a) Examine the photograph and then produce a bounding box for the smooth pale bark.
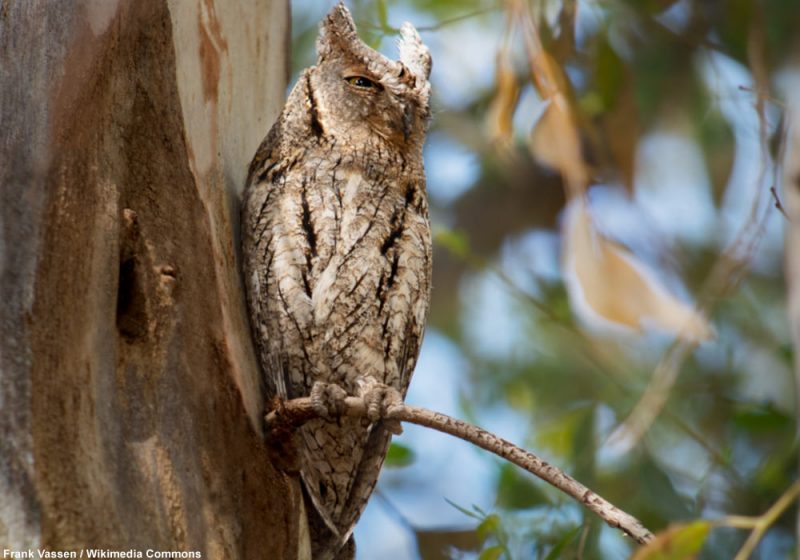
[0,1,304,557]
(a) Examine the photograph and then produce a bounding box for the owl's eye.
[345,75,381,90]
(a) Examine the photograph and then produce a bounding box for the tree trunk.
[0,1,303,557]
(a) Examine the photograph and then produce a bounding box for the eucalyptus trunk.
[0,2,303,557]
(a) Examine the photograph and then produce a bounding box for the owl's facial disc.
[311,2,430,149]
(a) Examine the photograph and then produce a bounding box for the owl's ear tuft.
[317,2,359,60]
[398,23,431,81]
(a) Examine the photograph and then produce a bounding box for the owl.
[241,3,432,558]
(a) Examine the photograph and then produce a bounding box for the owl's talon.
[361,384,404,435]
[311,381,348,419]
[384,419,403,435]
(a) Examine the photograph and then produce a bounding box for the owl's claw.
[361,383,403,435]
[310,381,349,420]
[311,381,404,434]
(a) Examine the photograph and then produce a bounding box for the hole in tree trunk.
[117,257,148,340]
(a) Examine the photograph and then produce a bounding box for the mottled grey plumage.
[241,4,432,558]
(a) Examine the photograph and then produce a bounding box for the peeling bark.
[0,1,301,557]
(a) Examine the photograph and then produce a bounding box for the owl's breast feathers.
[245,150,430,394]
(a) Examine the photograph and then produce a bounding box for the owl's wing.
[396,203,433,393]
[246,68,314,186]
[243,165,320,403]
[334,420,394,537]
[242,176,286,402]
[243,70,323,401]
[398,324,423,397]
[242,133,294,402]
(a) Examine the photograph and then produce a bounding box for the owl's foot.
[310,381,349,420]
[359,382,404,435]
[311,380,404,434]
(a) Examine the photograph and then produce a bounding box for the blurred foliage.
[291,0,800,558]
[630,521,712,560]
[386,442,418,468]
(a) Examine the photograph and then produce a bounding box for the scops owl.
[241,3,432,558]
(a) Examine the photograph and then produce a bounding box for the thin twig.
[364,7,498,35]
[606,340,695,451]
[730,480,800,560]
[265,396,655,545]
[416,8,497,32]
[577,521,590,559]
[770,186,790,220]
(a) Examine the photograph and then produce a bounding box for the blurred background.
[290,1,799,558]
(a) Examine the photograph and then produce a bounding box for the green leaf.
[594,37,624,111]
[717,0,753,63]
[385,442,416,468]
[478,545,506,560]
[754,445,797,494]
[434,228,470,259]
[733,403,792,435]
[631,521,712,560]
[445,498,482,521]
[476,513,500,543]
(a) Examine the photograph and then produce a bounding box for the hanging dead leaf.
[530,96,588,196]
[526,36,570,100]
[517,3,587,197]
[562,199,714,342]
[486,48,520,150]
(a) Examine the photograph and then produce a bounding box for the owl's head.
[309,3,432,152]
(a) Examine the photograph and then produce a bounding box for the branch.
[265,397,655,545]
[770,186,790,221]
[730,480,800,560]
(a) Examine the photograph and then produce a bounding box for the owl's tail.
[302,483,356,560]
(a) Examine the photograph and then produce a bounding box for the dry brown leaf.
[529,96,588,196]
[562,199,714,342]
[517,3,587,197]
[486,49,520,149]
[528,45,570,100]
